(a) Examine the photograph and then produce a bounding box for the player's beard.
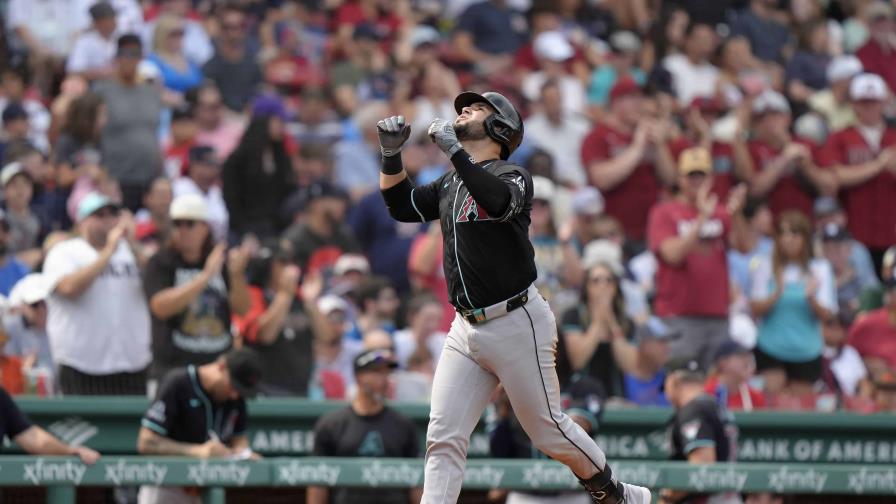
[454,119,488,141]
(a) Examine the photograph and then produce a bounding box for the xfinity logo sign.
[104,460,168,486]
[186,461,251,487]
[521,462,579,489]
[361,460,422,487]
[767,466,827,494]
[23,459,86,486]
[687,466,748,492]
[276,461,341,486]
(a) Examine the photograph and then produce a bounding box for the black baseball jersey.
[141,366,248,444]
[312,406,419,504]
[383,159,536,309]
[669,393,738,462]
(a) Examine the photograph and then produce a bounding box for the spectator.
[848,273,896,375]
[162,104,197,178]
[0,387,100,461]
[785,20,832,105]
[648,147,744,368]
[820,223,878,321]
[529,176,580,310]
[705,340,766,411]
[5,273,54,384]
[407,224,452,332]
[525,80,591,188]
[235,240,319,397]
[43,193,150,394]
[855,2,896,94]
[0,327,25,394]
[137,348,262,504]
[404,61,459,144]
[728,199,774,309]
[134,177,172,257]
[663,21,720,106]
[310,295,362,400]
[581,239,650,324]
[173,146,228,242]
[1,104,31,162]
[6,0,82,95]
[582,78,676,243]
[95,34,163,212]
[589,31,646,107]
[565,187,605,254]
[610,317,674,407]
[141,0,212,67]
[641,5,689,72]
[871,369,896,413]
[750,211,836,397]
[522,31,587,114]
[147,14,203,95]
[744,90,836,218]
[331,253,371,299]
[452,0,526,76]
[333,102,387,201]
[729,0,792,63]
[393,294,446,372]
[222,97,294,239]
[660,356,738,504]
[0,210,29,297]
[820,73,896,268]
[352,276,400,338]
[202,5,262,113]
[808,55,862,131]
[52,92,106,200]
[1,162,45,261]
[822,312,867,397]
[66,2,119,81]
[282,180,359,272]
[669,97,741,201]
[143,194,250,384]
[191,81,244,161]
[0,65,50,154]
[562,262,632,398]
[812,196,879,294]
[307,348,420,504]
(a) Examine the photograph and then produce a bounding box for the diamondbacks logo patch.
[456,194,492,222]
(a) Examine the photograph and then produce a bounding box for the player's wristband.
[381,145,402,158]
[445,141,464,158]
[381,154,404,175]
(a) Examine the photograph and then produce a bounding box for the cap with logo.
[353,348,399,373]
[664,355,704,377]
[224,348,263,399]
[820,222,851,242]
[77,192,121,222]
[169,194,210,222]
[678,146,712,175]
[850,73,888,101]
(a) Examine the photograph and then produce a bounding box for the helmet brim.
[454,92,494,115]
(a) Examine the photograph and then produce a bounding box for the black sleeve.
[141,375,180,436]
[233,400,248,437]
[221,148,245,232]
[402,417,419,458]
[381,175,441,223]
[311,415,336,456]
[450,151,531,222]
[677,404,718,456]
[0,388,32,439]
[142,251,175,300]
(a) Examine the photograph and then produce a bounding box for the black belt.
[457,290,530,325]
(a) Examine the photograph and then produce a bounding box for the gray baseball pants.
[421,285,608,503]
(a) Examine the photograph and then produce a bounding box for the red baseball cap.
[609,77,642,103]
[689,96,724,114]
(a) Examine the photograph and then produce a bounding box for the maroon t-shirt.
[581,124,661,241]
[848,309,896,370]
[817,126,896,249]
[648,199,731,318]
[747,138,817,218]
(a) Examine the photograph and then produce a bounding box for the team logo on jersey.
[358,431,385,457]
[456,194,492,222]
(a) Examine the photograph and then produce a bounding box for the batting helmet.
[453,91,523,160]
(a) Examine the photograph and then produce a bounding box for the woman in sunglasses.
[143,194,250,391]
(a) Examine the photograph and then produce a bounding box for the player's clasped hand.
[376,115,411,157]
[428,118,464,157]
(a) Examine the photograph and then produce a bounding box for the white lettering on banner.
[48,418,98,448]
[186,461,251,487]
[827,441,896,463]
[360,460,422,488]
[738,439,791,461]
[847,468,896,494]
[686,466,748,493]
[22,459,87,486]
[104,460,168,486]
[251,430,314,453]
[276,461,341,486]
[766,466,828,493]
[463,465,505,488]
[595,435,651,458]
[615,464,662,488]
[521,462,579,489]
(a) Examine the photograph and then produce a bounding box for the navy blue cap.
[2,103,27,123]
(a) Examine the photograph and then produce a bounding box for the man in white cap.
[522,31,586,114]
[42,192,151,394]
[818,72,896,268]
[5,273,55,383]
[740,90,836,218]
[808,55,863,130]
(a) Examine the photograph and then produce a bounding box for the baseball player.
[378,91,651,504]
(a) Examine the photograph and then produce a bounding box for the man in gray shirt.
[94,34,162,211]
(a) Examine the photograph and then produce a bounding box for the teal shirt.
[588,66,646,105]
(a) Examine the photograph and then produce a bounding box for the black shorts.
[753,347,822,383]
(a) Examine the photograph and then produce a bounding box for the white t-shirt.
[66,30,117,74]
[172,177,229,242]
[524,111,592,187]
[663,54,720,106]
[43,238,151,374]
[522,73,587,117]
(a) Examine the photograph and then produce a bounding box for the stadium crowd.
[0,0,891,421]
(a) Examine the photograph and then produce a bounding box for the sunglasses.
[588,275,615,285]
[173,219,200,229]
[93,207,120,219]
